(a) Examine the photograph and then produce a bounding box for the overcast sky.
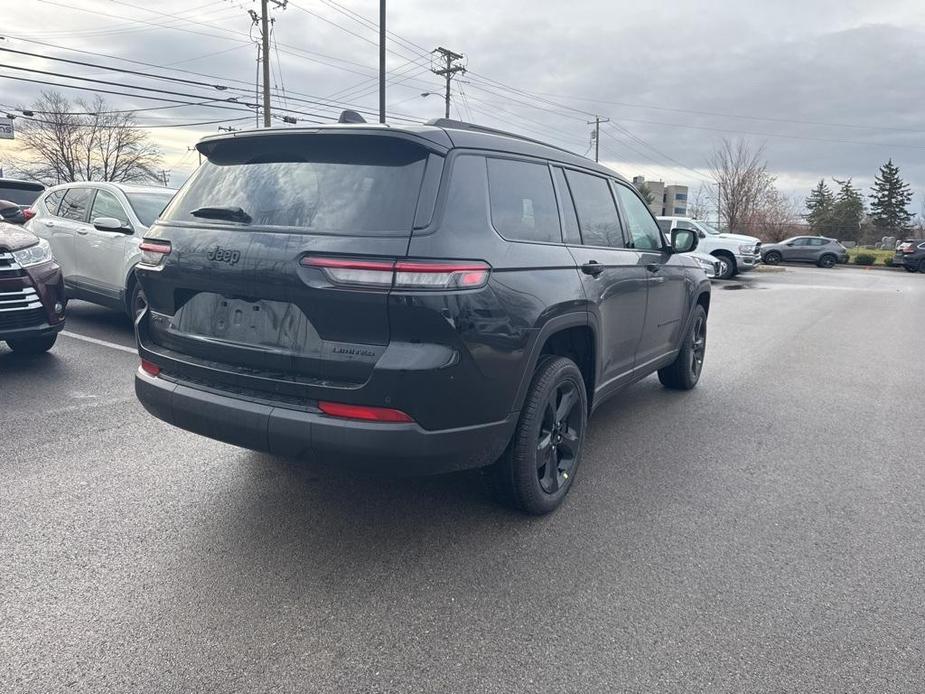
[2,0,923,213]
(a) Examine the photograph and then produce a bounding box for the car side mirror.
[671,228,698,254]
[93,216,132,233]
[785,242,794,246]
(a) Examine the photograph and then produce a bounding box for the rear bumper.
[135,369,517,474]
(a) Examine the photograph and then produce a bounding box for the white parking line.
[60,331,138,355]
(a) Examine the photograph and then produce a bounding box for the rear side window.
[0,184,43,206]
[486,158,560,243]
[42,190,66,216]
[58,188,93,222]
[564,170,624,248]
[162,135,429,234]
[614,184,663,251]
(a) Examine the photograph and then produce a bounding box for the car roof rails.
[424,118,578,158]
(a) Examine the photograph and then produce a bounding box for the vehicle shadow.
[64,299,136,336]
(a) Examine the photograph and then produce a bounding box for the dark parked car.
[134,118,711,514]
[894,239,925,272]
[0,178,45,224]
[0,222,66,354]
[761,236,848,268]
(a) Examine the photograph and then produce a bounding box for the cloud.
[1,0,923,208]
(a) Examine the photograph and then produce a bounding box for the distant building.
[632,176,688,217]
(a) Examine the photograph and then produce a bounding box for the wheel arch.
[512,312,597,414]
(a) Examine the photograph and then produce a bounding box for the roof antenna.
[338,110,367,124]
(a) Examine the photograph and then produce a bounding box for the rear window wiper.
[190,206,252,224]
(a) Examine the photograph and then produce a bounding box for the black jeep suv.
[134,119,710,514]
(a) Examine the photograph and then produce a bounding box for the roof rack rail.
[424,118,580,158]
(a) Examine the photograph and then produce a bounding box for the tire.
[128,278,147,320]
[818,254,837,269]
[492,355,588,515]
[6,334,57,354]
[763,251,782,266]
[903,265,916,273]
[713,252,736,279]
[658,305,707,391]
[919,260,925,274]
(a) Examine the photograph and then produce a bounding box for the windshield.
[693,220,722,235]
[126,191,175,227]
[161,135,429,234]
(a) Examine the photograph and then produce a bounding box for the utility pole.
[431,47,466,119]
[379,0,386,123]
[586,116,609,163]
[250,0,286,128]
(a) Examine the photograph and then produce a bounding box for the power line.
[0,46,228,90]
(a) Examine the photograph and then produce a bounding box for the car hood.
[715,232,761,245]
[0,221,40,251]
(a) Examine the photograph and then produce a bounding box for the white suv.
[27,182,175,316]
[657,216,761,279]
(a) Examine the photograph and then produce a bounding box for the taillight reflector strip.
[139,241,171,254]
[301,256,490,290]
[318,401,414,423]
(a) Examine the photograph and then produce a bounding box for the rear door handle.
[44,220,55,228]
[646,263,661,273]
[581,261,605,276]
[76,228,89,235]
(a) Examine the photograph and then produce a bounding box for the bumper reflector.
[318,401,414,423]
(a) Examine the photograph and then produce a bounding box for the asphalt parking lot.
[2,265,924,693]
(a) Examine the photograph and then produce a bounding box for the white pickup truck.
[657,216,762,280]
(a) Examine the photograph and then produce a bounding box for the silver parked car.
[761,236,848,269]
[26,182,175,316]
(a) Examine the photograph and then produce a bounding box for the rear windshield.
[0,184,44,206]
[161,135,429,234]
[126,191,175,227]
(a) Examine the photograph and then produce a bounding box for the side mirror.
[671,228,698,254]
[93,216,132,233]
[785,242,794,247]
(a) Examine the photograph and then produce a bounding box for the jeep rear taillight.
[139,240,171,266]
[301,257,490,290]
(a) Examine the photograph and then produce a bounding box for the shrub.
[881,257,893,267]
[854,254,876,265]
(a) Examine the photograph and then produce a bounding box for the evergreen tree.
[869,159,912,234]
[830,178,864,240]
[805,179,835,234]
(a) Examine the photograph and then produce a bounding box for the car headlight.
[738,244,756,254]
[12,238,54,267]
[694,256,715,275]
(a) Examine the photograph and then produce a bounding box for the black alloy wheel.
[819,254,837,269]
[764,251,782,265]
[536,381,583,494]
[492,356,588,515]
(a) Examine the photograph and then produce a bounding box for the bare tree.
[743,187,802,242]
[708,137,772,232]
[11,92,162,185]
[687,184,713,221]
